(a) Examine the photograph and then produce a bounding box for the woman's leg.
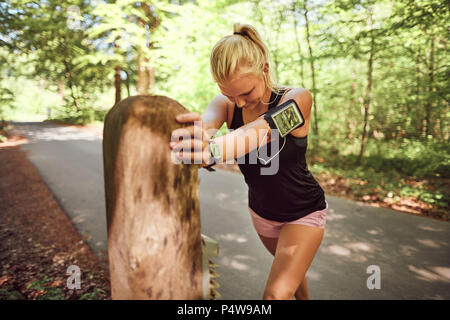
[257,233,314,300]
[261,224,324,300]
[294,276,309,300]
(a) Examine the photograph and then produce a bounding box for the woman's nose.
[236,97,246,107]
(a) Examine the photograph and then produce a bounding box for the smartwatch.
[203,139,221,172]
[263,99,305,138]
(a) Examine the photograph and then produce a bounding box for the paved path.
[12,122,450,300]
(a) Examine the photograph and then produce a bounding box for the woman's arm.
[211,115,270,163]
[211,88,313,162]
[170,100,279,166]
[201,94,230,137]
[203,94,270,163]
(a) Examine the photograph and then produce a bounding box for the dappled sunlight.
[366,228,384,236]
[433,267,450,281]
[217,233,248,243]
[306,269,322,281]
[417,225,445,232]
[215,192,230,201]
[408,265,450,283]
[399,245,419,257]
[416,239,442,249]
[321,240,374,263]
[323,244,351,256]
[346,242,372,253]
[219,255,251,271]
[71,214,87,224]
[233,254,257,262]
[326,208,346,221]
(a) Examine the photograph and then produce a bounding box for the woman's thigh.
[257,234,278,256]
[263,224,324,299]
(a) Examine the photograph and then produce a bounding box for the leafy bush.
[48,103,107,125]
[311,138,449,210]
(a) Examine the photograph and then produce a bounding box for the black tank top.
[229,88,326,222]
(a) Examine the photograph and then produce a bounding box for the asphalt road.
[11,121,450,300]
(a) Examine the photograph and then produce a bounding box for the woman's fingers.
[171,122,210,141]
[171,148,210,165]
[170,138,206,152]
[169,112,213,166]
[175,112,201,123]
[171,125,198,141]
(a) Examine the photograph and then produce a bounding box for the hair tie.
[233,32,245,37]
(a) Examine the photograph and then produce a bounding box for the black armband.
[263,99,305,138]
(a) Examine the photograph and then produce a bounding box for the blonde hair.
[210,23,281,94]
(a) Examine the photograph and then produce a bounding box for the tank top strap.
[229,102,243,130]
[268,88,288,110]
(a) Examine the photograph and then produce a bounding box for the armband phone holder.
[263,99,305,138]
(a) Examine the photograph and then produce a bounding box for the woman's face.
[218,70,269,112]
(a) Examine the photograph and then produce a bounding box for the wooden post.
[102,95,204,299]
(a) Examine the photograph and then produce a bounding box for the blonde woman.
[169,23,328,300]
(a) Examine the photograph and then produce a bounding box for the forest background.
[0,0,448,219]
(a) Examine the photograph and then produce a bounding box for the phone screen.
[272,102,304,137]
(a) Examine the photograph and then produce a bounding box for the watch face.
[271,101,304,137]
[211,142,221,159]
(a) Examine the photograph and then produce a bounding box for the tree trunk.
[303,0,319,158]
[58,79,64,105]
[416,47,423,139]
[64,61,80,112]
[424,34,435,141]
[347,58,357,142]
[114,66,121,104]
[292,2,305,88]
[103,95,217,299]
[123,70,131,97]
[271,6,285,81]
[358,14,375,163]
[137,47,149,95]
[136,3,157,95]
[114,37,122,104]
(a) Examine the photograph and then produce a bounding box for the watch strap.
[203,140,218,172]
[203,157,216,171]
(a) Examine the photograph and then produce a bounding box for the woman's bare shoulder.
[280,87,312,138]
[213,94,234,129]
[281,87,311,103]
[203,93,234,131]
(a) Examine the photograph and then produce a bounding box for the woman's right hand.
[169,112,213,167]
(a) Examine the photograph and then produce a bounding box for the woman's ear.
[263,62,269,74]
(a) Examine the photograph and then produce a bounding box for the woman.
[169,23,328,300]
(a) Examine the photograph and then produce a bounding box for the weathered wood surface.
[103,95,203,299]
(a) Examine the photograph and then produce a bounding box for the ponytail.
[210,23,280,94]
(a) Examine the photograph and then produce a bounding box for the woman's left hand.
[169,112,213,167]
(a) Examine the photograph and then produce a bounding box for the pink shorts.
[249,201,328,238]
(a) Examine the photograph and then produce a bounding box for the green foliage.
[1,0,448,211]
[0,287,25,300]
[49,101,107,125]
[79,288,106,300]
[26,275,65,300]
[311,138,450,209]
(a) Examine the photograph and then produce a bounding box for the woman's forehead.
[218,73,258,95]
